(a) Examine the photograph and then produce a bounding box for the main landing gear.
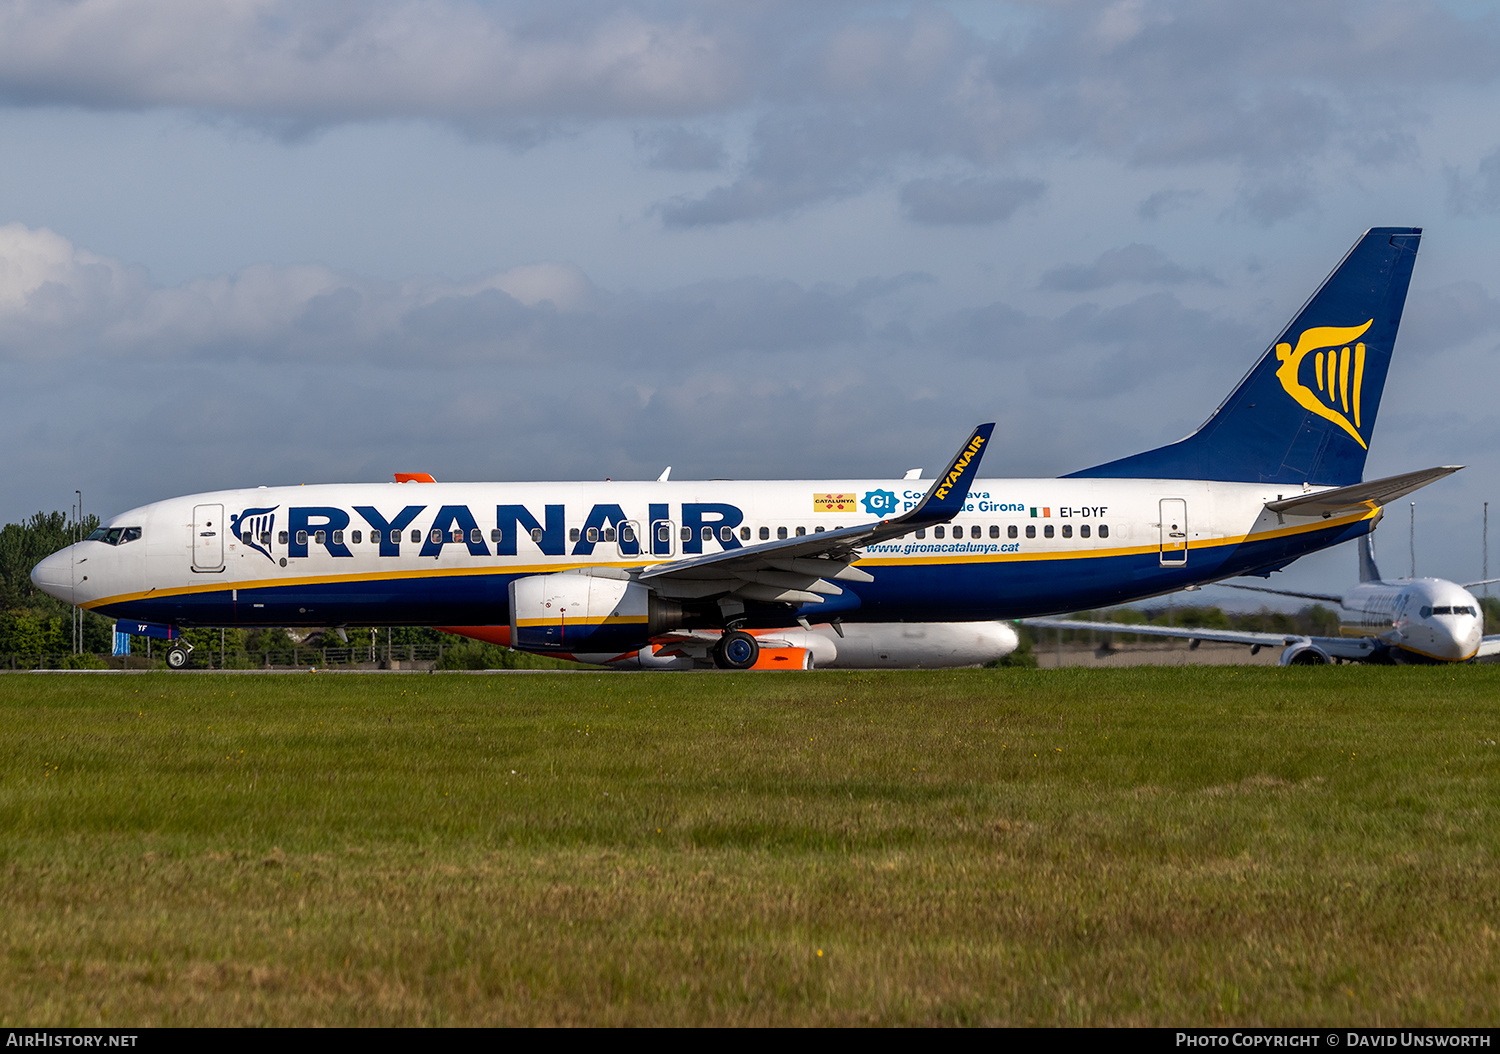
[165,642,194,669]
[713,630,760,670]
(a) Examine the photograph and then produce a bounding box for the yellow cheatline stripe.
[515,615,649,627]
[1399,642,1475,663]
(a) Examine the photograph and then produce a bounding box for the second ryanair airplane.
[33,228,1455,669]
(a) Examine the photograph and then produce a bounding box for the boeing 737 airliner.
[33,228,1456,669]
[1027,534,1500,665]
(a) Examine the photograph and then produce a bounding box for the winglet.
[900,423,994,529]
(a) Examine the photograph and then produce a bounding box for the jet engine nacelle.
[1280,643,1333,665]
[509,573,681,654]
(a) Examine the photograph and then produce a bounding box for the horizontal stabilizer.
[1264,465,1462,517]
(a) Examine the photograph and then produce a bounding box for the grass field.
[2,666,1498,1026]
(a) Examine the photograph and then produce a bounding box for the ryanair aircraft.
[32,228,1455,670]
[1028,534,1500,665]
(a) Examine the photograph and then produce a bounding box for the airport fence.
[3,642,450,671]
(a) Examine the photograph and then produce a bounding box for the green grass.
[2,666,1499,1025]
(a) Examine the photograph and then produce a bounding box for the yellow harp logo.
[1275,320,1374,450]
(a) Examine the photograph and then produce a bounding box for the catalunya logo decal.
[1274,320,1374,450]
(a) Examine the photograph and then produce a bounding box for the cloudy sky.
[4,0,1500,603]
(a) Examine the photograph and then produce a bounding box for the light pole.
[1409,501,1416,580]
[75,490,83,654]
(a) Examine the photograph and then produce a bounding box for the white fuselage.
[32,475,1377,646]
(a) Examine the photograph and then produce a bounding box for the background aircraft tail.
[1068,227,1420,487]
[1358,533,1382,584]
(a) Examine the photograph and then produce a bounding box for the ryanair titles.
[934,432,988,501]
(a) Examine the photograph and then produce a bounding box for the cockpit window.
[1428,605,1476,617]
[88,526,141,546]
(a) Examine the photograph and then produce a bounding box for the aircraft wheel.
[165,646,190,670]
[714,630,759,670]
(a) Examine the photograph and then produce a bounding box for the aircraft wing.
[1219,583,1344,604]
[635,423,994,606]
[1264,465,1462,517]
[1023,618,1380,661]
[1477,636,1500,658]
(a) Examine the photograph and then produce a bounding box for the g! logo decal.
[861,489,898,517]
[1275,320,1374,449]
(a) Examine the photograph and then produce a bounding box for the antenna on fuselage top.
[657,467,671,482]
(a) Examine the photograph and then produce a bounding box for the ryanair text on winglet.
[934,433,987,502]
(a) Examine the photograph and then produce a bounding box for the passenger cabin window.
[351,530,362,544]
[741,526,752,541]
[471,528,483,544]
[778,527,788,540]
[333,530,344,545]
[570,528,581,543]
[296,530,308,545]
[760,527,770,540]
[915,529,925,539]
[796,527,806,537]
[1044,525,1054,539]
[431,529,443,544]
[620,526,634,543]
[280,531,289,545]
[491,529,502,543]
[720,526,733,541]
[681,526,692,542]
[1099,525,1109,539]
[658,525,671,543]
[410,529,421,543]
[934,526,945,539]
[586,527,599,543]
[531,528,545,543]
[1080,525,1090,539]
[1061,525,1072,539]
[1025,525,1036,539]
[1008,525,1018,539]
[603,527,616,542]
[315,530,327,545]
[241,531,252,544]
[260,532,271,547]
[393,530,403,544]
[990,525,1000,539]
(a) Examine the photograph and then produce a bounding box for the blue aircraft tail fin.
[1066,227,1420,487]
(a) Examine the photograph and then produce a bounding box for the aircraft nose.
[29,548,74,604]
